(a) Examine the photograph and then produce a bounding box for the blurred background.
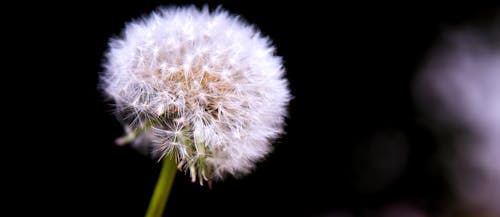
[9,1,500,216]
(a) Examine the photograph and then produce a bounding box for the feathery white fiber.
[101,6,291,182]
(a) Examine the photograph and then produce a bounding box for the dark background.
[8,1,500,216]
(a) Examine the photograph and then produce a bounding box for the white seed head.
[101,6,291,181]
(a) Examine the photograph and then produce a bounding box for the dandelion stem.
[145,156,177,217]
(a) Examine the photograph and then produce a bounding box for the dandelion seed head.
[101,6,291,181]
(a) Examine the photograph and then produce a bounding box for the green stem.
[145,156,177,217]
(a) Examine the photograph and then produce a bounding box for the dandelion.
[100,5,291,217]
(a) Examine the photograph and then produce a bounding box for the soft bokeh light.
[415,13,500,216]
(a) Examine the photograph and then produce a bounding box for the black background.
[8,1,500,216]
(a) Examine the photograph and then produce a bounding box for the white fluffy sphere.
[101,6,291,181]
